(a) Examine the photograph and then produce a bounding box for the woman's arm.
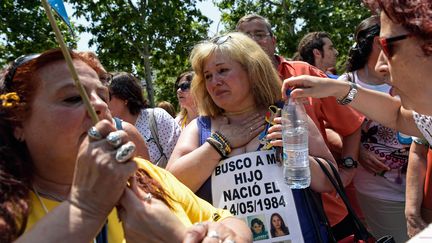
[406,140,428,238]
[119,169,252,243]
[282,75,422,137]
[268,116,336,192]
[167,114,265,192]
[338,127,361,186]
[166,119,222,192]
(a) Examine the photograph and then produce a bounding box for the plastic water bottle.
[282,91,310,189]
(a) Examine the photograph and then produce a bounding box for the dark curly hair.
[363,0,432,56]
[346,15,380,72]
[297,32,331,66]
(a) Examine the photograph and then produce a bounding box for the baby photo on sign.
[248,214,269,241]
[269,212,290,238]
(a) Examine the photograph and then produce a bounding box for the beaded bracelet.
[212,132,232,154]
[206,137,228,158]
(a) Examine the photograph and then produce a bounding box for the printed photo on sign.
[269,212,290,238]
[248,214,269,241]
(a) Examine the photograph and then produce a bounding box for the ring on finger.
[115,141,136,163]
[88,126,102,140]
[144,193,152,202]
[106,131,122,147]
[207,230,220,239]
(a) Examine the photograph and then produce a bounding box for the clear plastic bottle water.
[282,95,310,189]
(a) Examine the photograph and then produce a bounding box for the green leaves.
[0,0,75,66]
[68,0,210,107]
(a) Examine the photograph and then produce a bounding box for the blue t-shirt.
[327,73,339,79]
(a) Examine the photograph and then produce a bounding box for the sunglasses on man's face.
[378,33,412,58]
[177,82,191,91]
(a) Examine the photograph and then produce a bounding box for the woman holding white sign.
[167,32,337,242]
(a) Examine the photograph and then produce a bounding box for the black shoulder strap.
[313,157,372,241]
[303,188,333,243]
[347,71,356,83]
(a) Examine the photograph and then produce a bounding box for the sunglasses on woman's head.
[378,33,412,58]
[4,53,41,89]
[177,82,191,91]
[211,35,232,45]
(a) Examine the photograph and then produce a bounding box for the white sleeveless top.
[413,111,432,145]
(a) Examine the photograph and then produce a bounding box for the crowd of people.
[1,0,431,242]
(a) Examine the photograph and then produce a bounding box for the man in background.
[296,31,339,78]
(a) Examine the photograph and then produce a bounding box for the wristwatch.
[339,157,358,169]
[337,82,358,105]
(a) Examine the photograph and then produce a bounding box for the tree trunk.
[142,41,154,107]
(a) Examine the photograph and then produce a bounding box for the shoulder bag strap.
[313,157,373,241]
[303,188,335,243]
[148,109,168,166]
[346,71,355,83]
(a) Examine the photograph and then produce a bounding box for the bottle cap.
[285,89,292,97]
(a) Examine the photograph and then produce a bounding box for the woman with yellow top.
[0,48,251,243]
[175,71,199,130]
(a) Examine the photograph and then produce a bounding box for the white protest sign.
[212,150,304,243]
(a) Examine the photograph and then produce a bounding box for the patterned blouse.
[135,108,181,167]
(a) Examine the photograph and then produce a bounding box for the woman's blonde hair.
[190,32,282,117]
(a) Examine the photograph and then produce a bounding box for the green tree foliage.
[68,0,210,107]
[0,0,75,67]
[215,0,370,72]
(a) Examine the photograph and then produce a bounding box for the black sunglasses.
[177,82,191,91]
[378,33,412,58]
[4,53,41,90]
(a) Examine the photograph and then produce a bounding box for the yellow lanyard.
[181,115,188,129]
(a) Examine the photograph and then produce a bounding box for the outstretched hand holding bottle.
[281,75,352,101]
